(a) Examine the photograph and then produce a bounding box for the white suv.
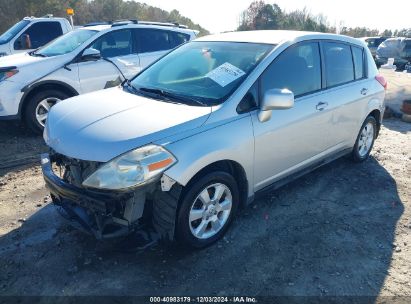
[0,20,197,132]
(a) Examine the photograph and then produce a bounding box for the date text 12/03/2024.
[149,297,257,303]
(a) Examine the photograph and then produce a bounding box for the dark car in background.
[359,36,389,58]
[376,37,411,70]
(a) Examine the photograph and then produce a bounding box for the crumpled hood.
[44,87,212,162]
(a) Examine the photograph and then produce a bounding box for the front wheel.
[351,116,377,162]
[175,171,239,248]
[24,89,69,134]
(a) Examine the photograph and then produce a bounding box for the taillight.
[375,74,387,90]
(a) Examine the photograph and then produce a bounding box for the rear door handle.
[361,88,368,95]
[316,102,328,111]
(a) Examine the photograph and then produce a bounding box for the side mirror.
[81,48,101,61]
[258,88,294,122]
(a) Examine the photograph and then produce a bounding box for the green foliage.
[0,0,209,36]
[339,27,379,38]
[238,1,411,38]
[238,1,331,33]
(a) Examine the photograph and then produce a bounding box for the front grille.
[52,152,102,188]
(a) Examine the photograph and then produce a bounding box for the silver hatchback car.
[41,30,386,248]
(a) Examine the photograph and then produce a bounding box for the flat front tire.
[351,116,377,162]
[175,171,239,248]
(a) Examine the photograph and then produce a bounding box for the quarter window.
[323,42,354,87]
[169,31,190,48]
[261,42,322,97]
[352,46,365,80]
[91,30,133,58]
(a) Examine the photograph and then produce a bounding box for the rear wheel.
[175,171,239,248]
[351,116,377,162]
[24,89,69,134]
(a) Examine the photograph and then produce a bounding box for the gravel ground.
[0,117,410,298]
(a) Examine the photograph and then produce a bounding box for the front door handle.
[316,102,328,111]
[361,88,368,95]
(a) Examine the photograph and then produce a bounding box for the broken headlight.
[82,145,176,190]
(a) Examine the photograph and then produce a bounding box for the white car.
[0,20,197,132]
[0,15,72,57]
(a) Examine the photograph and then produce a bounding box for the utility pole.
[66,8,74,27]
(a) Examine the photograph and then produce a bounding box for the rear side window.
[365,39,376,47]
[376,38,387,46]
[366,38,383,48]
[15,21,63,49]
[323,42,354,87]
[136,29,171,53]
[261,42,321,97]
[352,46,365,80]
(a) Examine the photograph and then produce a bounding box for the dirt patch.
[0,118,410,297]
[0,121,47,171]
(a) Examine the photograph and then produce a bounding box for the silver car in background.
[41,30,386,248]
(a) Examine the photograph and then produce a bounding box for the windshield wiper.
[123,80,139,94]
[122,82,175,102]
[138,87,207,107]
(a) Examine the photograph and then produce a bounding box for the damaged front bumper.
[41,153,155,239]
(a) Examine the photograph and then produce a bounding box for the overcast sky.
[141,0,411,34]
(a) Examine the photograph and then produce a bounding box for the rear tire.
[175,171,239,248]
[24,89,69,134]
[351,116,377,162]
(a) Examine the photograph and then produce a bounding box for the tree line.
[1,0,410,39]
[0,0,209,35]
[238,1,411,38]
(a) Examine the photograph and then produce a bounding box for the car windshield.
[0,20,30,44]
[34,29,98,57]
[130,41,273,106]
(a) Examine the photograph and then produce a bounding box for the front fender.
[163,115,255,198]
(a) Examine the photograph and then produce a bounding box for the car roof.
[384,37,405,42]
[359,36,388,40]
[23,16,67,22]
[82,23,195,35]
[196,30,364,46]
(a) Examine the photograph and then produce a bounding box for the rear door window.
[135,29,171,53]
[261,41,322,97]
[323,42,354,87]
[91,29,133,58]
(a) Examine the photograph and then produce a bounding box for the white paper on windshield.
[206,62,246,87]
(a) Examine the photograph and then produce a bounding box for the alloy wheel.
[189,183,233,240]
[35,97,60,127]
[358,122,374,157]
